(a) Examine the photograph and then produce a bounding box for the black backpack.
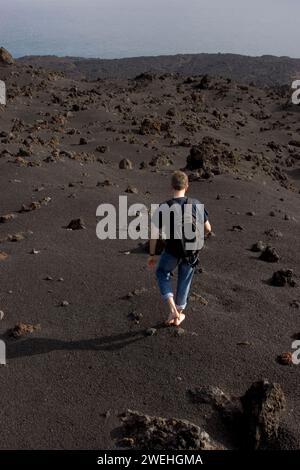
[164,197,202,266]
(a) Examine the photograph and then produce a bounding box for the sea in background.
[0,0,299,59]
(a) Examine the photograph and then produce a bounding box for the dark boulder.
[117,410,224,449]
[241,380,286,449]
[0,47,14,65]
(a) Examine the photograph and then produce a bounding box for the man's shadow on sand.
[2,323,165,360]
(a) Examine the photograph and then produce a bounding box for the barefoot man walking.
[147,171,211,326]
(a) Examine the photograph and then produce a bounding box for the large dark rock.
[0,47,14,65]
[186,136,237,176]
[117,410,224,449]
[188,385,243,424]
[271,269,296,287]
[241,380,286,449]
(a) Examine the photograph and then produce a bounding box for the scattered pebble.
[173,328,185,337]
[66,218,86,230]
[0,214,16,223]
[30,249,40,255]
[9,322,41,338]
[119,158,133,170]
[259,246,280,263]
[277,352,293,366]
[250,241,265,252]
[145,328,157,336]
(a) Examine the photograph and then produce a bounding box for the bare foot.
[165,308,179,326]
[174,312,185,326]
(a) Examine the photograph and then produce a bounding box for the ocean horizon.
[1,0,299,60]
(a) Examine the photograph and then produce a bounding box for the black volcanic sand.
[0,63,299,449]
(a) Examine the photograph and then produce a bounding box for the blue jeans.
[156,251,195,310]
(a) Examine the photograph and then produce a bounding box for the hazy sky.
[0,0,299,58]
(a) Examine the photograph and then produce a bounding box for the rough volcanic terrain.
[18,53,300,86]
[0,56,299,449]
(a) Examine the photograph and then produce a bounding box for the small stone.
[250,241,265,252]
[277,352,293,366]
[61,300,69,307]
[0,214,16,223]
[290,300,300,309]
[79,137,88,145]
[259,246,280,263]
[9,322,41,338]
[95,145,109,153]
[231,225,244,231]
[8,233,25,242]
[97,179,113,187]
[128,311,143,323]
[0,310,4,320]
[174,327,185,336]
[66,218,86,230]
[125,185,138,194]
[119,158,133,170]
[145,328,157,336]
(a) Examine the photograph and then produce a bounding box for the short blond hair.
[171,171,189,190]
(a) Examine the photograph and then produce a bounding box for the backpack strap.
[181,198,200,267]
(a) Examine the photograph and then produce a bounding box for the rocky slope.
[18,52,300,86]
[0,55,299,449]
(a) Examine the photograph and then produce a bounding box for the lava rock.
[125,185,138,194]
[119,158,133,170]
[145,328,157,336]
[271,269,296,287]
[277,352,293,366]
[186,136,237,175]
[250,241,265,252]
[259,246,280,262]
[241,380,286,449]
[0,47,14,65]
[66,218,86,230]
[9,322,40,338]
[117,410,224,450]
[0,214,16,223]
